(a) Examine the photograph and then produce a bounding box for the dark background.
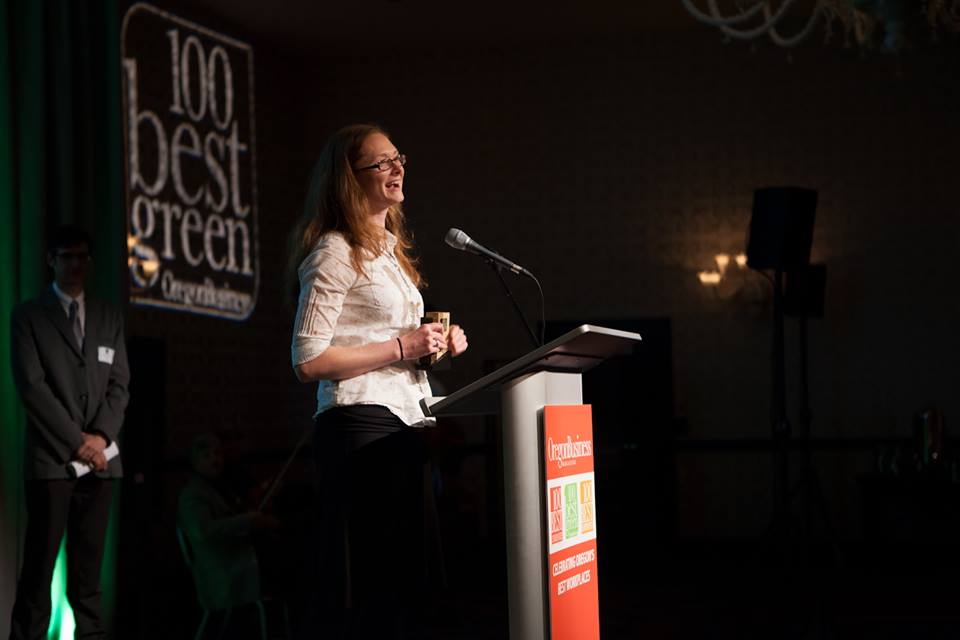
[8,1,960,638]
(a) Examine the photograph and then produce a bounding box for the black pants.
[314,406,428,640]
[9,476,114,640]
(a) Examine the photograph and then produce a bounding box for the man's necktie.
[69,300,83,350]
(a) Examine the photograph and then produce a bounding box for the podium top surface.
[422,324,641,417]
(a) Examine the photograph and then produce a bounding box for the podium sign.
[544,405,600,640]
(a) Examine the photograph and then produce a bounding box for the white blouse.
[291,230,433,426]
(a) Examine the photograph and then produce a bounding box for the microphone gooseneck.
[444,227,545,346]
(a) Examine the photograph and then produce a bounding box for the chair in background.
[175,526,289,640]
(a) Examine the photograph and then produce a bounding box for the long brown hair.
[285,124,423,305]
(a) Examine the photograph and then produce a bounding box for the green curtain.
[0,0,122,638]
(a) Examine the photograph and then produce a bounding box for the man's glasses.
[356,153,407,173]
[55,251,91,264]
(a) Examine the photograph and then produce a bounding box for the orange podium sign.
[543,405,600,640]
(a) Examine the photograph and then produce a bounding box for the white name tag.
[98,346,115,365]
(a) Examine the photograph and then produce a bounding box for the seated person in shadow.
[177,433,279,621]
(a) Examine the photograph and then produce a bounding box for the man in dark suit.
[8,225,130,640]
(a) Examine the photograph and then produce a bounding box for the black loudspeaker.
[785,264,827,318]
[746,187,817,270]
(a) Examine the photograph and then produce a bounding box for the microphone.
[444,228,531,276]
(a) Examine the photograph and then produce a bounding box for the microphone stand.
[487,259,542,348]
[256,421,313,511]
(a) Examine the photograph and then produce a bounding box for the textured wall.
[129,26,960,542]
[296,34,960,538]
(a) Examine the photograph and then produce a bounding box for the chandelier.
[680,0,960,51]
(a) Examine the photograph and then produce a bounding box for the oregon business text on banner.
[121,3,259,320]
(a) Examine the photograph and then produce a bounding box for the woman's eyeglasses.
[356,153,407,173]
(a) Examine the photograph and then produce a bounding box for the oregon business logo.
[121,3,258,320]
[547,435,593,471]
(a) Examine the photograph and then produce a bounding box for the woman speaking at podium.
[287,124,467,638]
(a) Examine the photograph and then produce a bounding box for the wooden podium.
[421,325,642,640]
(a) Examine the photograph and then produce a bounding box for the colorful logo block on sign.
[550,486,563,544]
[564,483,579,539]
[580,479,595,534]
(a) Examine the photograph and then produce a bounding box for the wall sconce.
[697,252,747,286]
[696,251,768,305]
[715,253,730,273]
[127,234,160,288]
[697,271,721,285]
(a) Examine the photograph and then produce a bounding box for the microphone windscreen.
[444,228,470,250]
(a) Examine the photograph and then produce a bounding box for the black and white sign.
[121,3,258,320]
